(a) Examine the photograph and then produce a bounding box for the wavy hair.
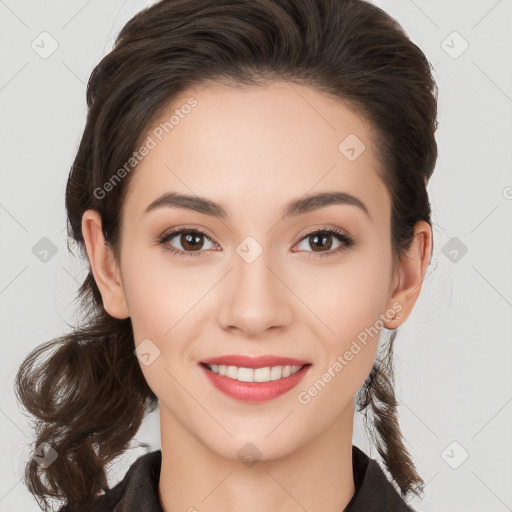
[15,0,438,509]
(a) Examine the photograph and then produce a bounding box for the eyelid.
[157,225,217,244]
[293,225,355,258]
[156,225,218,258]
[296,224,351,242]
[156,224,355,258]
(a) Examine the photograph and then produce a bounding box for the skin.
[82,81,432,512]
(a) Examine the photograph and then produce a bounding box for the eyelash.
[156,226,355,259]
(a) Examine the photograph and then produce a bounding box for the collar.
[75,445,415,511]
[344,445,416,511]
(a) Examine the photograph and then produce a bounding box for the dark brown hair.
[15,0,438,510]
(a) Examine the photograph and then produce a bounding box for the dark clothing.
[344,446,415,512]
[59,445,415,511]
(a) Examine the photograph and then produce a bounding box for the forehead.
[122,81,390,226]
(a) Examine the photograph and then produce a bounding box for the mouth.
[200,362,311,383]
[198,359,312,403]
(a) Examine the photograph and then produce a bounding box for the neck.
[158,401,356,512]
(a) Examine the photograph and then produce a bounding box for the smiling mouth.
[200,362,311,383]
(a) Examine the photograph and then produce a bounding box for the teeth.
[226,365,238,379]
[238,367,254,382]
[270,366,282,380]
[254,367,270,382]
[207,364,303,382]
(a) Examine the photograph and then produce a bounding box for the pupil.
[312,233,332,251]
[182,231,202,250]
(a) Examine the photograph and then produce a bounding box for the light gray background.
[1,1,511,511]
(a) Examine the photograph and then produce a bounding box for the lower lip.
[199,363,312,403]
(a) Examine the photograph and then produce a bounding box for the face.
[112,81,402,461]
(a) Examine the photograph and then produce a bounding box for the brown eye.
[308,232,334,251]
[179,230,206,251]
[158,228,216,257]
[293,227,355,258]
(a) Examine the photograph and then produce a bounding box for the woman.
[15,0,438,510]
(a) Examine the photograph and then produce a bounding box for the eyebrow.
[144,191,370,219]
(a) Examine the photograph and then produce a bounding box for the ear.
[81,209,130,319]
[384,220,432,329]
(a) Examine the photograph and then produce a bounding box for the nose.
[216,254,293,339]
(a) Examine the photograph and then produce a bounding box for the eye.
[156,225,356,259]
[293,226,355,258]
[157,228,217,258]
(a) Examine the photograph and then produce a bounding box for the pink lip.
[199,363,312,403]
[200,355,310,368]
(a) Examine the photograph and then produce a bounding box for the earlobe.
[81,209,130,319]
[385,220,432,329]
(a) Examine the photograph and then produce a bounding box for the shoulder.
[344,445,417,512]
[58,450,163,512]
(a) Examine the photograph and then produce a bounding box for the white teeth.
[238,367,254,382]
[270,366,282,380]
[253,367,270,382]
[226,365,238,379]
[206,364,303,382]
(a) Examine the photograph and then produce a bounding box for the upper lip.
[200,355,311,369]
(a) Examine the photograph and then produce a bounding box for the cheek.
[295,241,392,340]
[121,247,214,386]
[122,244,209,337]
[295,267,388,420]
[122,255,195,408]
[294,239,391,392]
